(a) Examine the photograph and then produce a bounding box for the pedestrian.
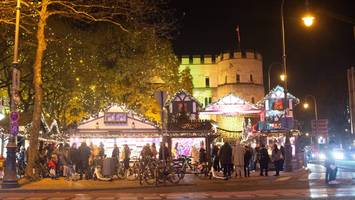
[54,143,64,176]
[159,142,170,161]
[324,145,337,184]
[69,143,79,172]
[272,144,283,176]
[62,143,71,178]
[191,145,199,164]
[112,144,120,161]
[151,143,158,159]
[244,145,252,177]
[141,143,153,159]
[78,142,91,180]
[280,145,285,171]
[253,144,260,171]
[121,144,131,169]
[219,142,232,179]
[112,143,120,171]
[259,144,269,176]
[99,142,105,158]
[0,155,4,179]
[232,140,245,178]
[48,155,58,179]
[211,145,220,171]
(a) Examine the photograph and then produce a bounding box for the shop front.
[257,86,300,155]
[199,93,261,142]
[73,106,161,158]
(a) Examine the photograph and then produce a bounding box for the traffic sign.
[311,119,328,135]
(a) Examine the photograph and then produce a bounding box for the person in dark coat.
[272,144,283,176]
[78,142,91,180]
[211,145,220,171]
[280,145,285,171]
[259,144,270,176]
[159,142,170,161]
[219,142,232,179]
[199,146,207,163]
[69,143,79,172]
[244,145,252,177]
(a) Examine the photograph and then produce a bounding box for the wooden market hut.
[164,90,217,159]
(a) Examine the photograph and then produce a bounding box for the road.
[1,163,355,200]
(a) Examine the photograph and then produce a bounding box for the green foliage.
[179,67,193,94]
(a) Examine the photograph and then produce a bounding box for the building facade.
[179,50,264,107]
[347,67,355,134]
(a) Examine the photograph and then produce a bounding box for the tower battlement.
[180,50,262,65]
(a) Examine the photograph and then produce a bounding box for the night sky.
[171,0,355,137]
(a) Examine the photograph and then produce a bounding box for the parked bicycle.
[155,159,181,185]
[179,155,209,178]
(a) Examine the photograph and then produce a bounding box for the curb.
[0,183,194,193]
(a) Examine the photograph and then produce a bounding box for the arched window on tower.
[225,76,227,84]
[236,74,240,83]
[250,74,253,82]
[251,97,255,104]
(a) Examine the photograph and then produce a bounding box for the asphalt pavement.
[1,163,355,200]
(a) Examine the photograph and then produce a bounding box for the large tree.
[0,0,179,180]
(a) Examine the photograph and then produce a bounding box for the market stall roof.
[164,89,203,107]
[256,85,300,107]
[200,93,261,115]
[74,105,160,138]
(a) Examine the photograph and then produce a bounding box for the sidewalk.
[0,168,309,192]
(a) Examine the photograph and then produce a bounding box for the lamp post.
[267,62,282,92]
[151,76,167,161]
[280,0,315,172]
[280,0,293,172]
[303,95,318,144]
[2,0,21,188]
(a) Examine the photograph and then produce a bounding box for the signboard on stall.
[104,112,128,123]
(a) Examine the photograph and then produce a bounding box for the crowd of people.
[25,141,133,180]
[1,140,287,181]
[212,141,285,179]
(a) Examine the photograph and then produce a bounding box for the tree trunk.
[25,2,48,180]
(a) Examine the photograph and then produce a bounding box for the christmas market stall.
[72,105,161,158]
[165,90,217,158]
[199,93,261,142]
[257,85,300,155]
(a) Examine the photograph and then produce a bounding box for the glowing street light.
[280,74,287,81]
[303,102,309,109]
[302,14,315,27]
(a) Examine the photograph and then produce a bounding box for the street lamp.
[151,76,167,161]
[280,74,287,82]
[302,15,315,27]
[2,0,21,188]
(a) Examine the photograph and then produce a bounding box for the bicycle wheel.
[126,163,139,181]
[117,165,127,179]
[143,167,156,185]
[168,168,181,184]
